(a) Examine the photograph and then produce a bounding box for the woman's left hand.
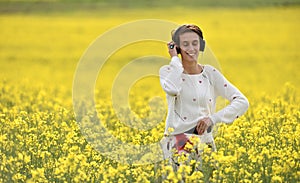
[196,117,213,135]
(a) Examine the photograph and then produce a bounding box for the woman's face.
[179,31,200,62]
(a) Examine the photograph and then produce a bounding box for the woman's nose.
[187,44,194,51]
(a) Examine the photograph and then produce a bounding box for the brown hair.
[172,24,204,46]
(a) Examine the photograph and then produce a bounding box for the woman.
[159,24,249,168]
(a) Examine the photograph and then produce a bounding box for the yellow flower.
[271,175,282,183]
[166,171,178,182]
[12,173,25,182]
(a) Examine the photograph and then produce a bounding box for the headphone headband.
[172,24,205,52]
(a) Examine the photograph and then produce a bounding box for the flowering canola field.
[0,6,299,182]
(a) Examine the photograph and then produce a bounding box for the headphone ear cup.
[199,39,205,51]
[176,46,181,54]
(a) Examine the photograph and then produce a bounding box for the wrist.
[204,117,213,126]
[208,115,217,125]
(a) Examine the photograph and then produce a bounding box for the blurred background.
[1,0,300,11]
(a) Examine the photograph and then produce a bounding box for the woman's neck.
[182,61,202,74]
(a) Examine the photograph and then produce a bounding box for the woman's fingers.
[167,41,177,57]
[196,121,206,135]
[196,117,212,135]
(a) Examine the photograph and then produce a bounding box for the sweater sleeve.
[159,56,184,96]
[207,66,249,124]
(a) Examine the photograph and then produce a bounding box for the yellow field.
[0,6,299,182]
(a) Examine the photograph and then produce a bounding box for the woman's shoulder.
[203,64,219,72]
[203,64,216,70]
[202,64,225,82]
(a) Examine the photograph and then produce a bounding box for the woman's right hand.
[196,117,213,135]
[167,41,178,57]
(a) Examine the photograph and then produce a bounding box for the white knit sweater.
[159,56,249,143]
